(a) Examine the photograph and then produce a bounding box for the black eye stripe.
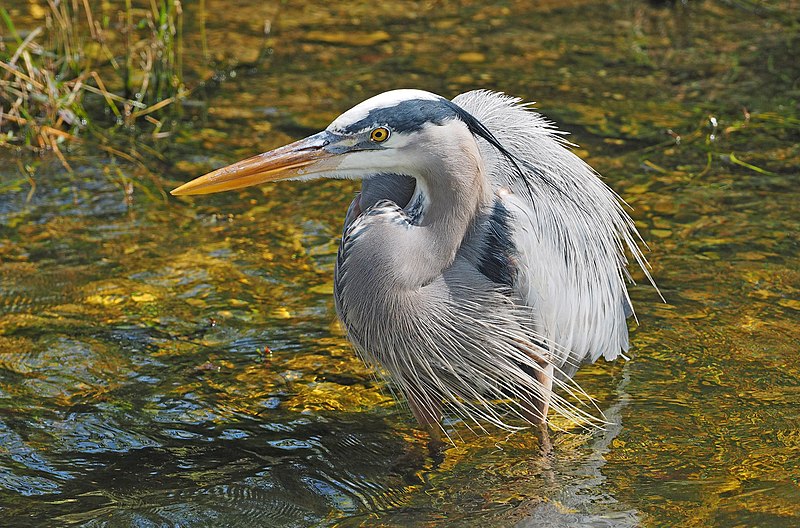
[341,98,456,134]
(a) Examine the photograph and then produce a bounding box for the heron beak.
[170,132,337,196]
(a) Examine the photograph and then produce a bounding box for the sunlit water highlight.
[1,1,798,526]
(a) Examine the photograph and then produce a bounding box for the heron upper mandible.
[172,89,653,444]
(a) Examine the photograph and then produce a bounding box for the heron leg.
[532,362,554,425]
[407,392,442,445]
[525,361,554,454]
[518,352,554,426]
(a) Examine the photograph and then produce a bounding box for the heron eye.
[369,127,390,143]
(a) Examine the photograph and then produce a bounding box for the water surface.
[1,1,798,526]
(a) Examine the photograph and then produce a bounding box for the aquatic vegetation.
[0,0,187,170]
[1,0,799,525]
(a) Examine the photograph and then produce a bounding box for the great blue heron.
[172,89,653,443]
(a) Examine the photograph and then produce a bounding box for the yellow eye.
[370,127,390,143]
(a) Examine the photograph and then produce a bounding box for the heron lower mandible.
[172,89,653,444]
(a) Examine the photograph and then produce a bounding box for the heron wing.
[453,90,651,376]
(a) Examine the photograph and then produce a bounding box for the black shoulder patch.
[478,200,518,287]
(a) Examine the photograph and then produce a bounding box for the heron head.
[170,89,486,196]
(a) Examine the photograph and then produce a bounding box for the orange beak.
[171,132,337,196]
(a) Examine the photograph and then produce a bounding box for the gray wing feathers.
[453,90,651,374]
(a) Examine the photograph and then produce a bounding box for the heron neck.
[410,149,491,282]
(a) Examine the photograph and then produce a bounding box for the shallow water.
[1,0,799,526]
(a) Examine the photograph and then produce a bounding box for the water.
[1,0,799,526]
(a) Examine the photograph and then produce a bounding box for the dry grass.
[0,0,188,173]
